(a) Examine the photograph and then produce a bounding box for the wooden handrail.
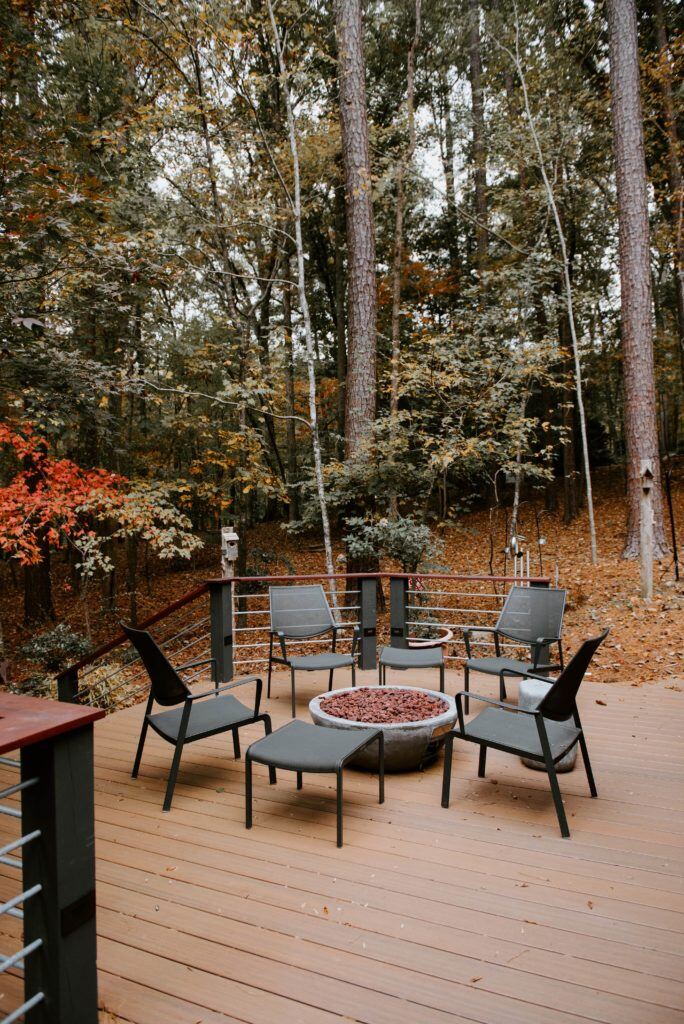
[0,692,105,754]
[58,581,209,677]
[213,572,551,585]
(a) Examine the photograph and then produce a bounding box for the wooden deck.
[2,669,684,1023]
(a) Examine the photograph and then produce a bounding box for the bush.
[344,516,445,574]
[20,623,92,674]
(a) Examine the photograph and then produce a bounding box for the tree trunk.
[334,0,377,457]
[389,0,421,425]
[468,0,487,264]
[606,0,668,557]
[441,75,459,270]
[268,0,338,607]
[334,184,347,447]
[282,257,299,523]
[126,536,138,625]
[653,0,684,379]
[23,535,55,625]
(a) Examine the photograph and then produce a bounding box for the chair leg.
[163,740,184,812]
[441,733,454,808]
[262,715,276,784]
[267,641,273,698]
[545,758,570,838]
[232,729,241,760]
[290,667,296,718]
[336,770,344,847]
[378,662,382,687]
[296,771,303,790]
[439,662,445,693]
[478,745,487,778]
[499,672,507,702]
[351,661,356,688]
[463,666,470,715]
[132,720,149,778]
[245,756,253,829]
[328,667,334,691]
[578,732,598,797]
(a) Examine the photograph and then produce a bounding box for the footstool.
[245,720,384,847]
[378,645,445,692]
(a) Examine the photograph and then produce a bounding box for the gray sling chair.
[267,584,360,718]
[442,629,608,838]
[122,623,275,812]
[462,585,566,714]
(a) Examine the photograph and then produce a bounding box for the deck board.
[1,669,683,1022]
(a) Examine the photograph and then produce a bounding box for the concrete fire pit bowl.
[309,686,457,771]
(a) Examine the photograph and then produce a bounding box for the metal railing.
[57,570,549,708]
[0,695,103,1023]
[0,756,44,1024]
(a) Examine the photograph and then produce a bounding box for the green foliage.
[20,624,92,674]
[344,516,445,574]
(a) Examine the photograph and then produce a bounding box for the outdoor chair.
[267,584,360,718]
[462,585,566,713]
[378,644,445,692]
[442,629,608,838]
[122,623,273,812]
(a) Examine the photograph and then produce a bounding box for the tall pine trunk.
[606,0,668,557]
[334,0,377,457]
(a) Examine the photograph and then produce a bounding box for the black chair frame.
[267,623,361,717]
[442,631,607,838]
[462,587,566,713]
[124,625,274,811]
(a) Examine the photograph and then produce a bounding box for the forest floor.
[2,463,682,690]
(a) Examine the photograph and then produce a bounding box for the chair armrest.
[177,656,216,673]
[462,625,498,658]
[187,675,264,715]
[453,689,539,733]
[514,669,560,685]
[269,630,288,661]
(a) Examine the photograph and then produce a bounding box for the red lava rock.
[319,688,448,724]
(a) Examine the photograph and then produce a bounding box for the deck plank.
[1,670,683,1023]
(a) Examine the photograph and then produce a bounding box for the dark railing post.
[358,577,377,670]
[56,668,78,704]
[530,577,551,673]
[389,576,409,648]
[209,579,234,683]
[21,724,99,1024]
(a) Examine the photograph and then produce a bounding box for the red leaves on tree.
[0,421,124,565]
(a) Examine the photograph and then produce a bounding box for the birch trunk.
[267,1,338,606]
[509,19,598,562]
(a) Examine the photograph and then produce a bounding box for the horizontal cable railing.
[56,570,549,709]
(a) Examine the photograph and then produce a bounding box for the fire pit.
[309,686,457,771]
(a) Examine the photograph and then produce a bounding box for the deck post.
[358,577,377,670]
[56,667,78,704]
[209,579,233,682]
[389,576,409,648]
[21,723,99,1024]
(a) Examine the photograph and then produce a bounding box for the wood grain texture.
[1,668,682,1023]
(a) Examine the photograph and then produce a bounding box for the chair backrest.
[537,629,609,721]
[269,584,335,639]
[496,586,566,645]
[121,623,190,707]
